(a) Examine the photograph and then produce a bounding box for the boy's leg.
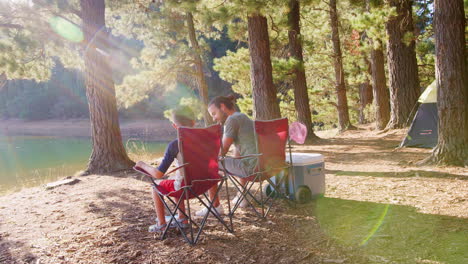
[152,187,166,226]
[175,198,188,224]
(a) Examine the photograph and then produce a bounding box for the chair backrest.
[178,124,222,196]
[254,118,289,178]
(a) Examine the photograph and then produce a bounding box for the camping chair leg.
[224,175,233,231]
[189,182,233,244]
[158,195,193,243]
[232,177,263,217]
[260,180,265,217]
[184,189,195,244]
[160,189,194,244]
[285,168,297,209]
[228,175,264,218]
[162,194,201,230]
[194,181,233,233]
[260,176,294,217]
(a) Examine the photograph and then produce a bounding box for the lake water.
[0,135,167,195]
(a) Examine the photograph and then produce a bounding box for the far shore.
[0,118,176,141]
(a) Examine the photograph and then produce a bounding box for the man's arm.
[221,136,234,156]
[233,147,241,157]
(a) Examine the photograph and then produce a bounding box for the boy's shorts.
[153,179,184,198]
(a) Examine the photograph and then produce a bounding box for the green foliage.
[0,1,83,81]
[350,5,395,49]
[0,0,439,129]
[415,25,435,88]
[162,96,202,122]
[0,62,89,120]
[363,103,377,123]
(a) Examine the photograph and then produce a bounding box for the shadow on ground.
[0,230,37,264]
[326,169,467,180]
[80,186,313,263]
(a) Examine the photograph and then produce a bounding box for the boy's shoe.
[231,194,248,208]
[148,223,167,233]
[149,215,188,232]
[195,205,224,217]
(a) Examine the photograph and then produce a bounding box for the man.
[207,95,258,207]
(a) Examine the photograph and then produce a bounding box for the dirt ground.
[0,123,467,264]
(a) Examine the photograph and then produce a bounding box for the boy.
[136,106,221,232]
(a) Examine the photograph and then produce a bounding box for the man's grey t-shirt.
[224,112,257,171]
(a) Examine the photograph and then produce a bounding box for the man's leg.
[207,185,220,207]
[195,184,222,216]
[220,157,252,207]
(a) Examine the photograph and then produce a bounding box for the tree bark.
[247,13,281,120]
[430,0,468,166]
[358,59,373,124]
[329,0,353,131]
[385,0,420,129]
[288,0,319,140]
[186,12,213,126]
[370,42,390,130]
[81,0,134,174]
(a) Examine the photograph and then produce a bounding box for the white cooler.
[286,153,325,200]
[266,152,325,203]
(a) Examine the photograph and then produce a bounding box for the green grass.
[313,197,468,263]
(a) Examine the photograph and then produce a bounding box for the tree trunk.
[329,0,353,131]
[288,0,319,140]
[430,0,468,166]
[358,59,373,124]
[370,42,390,130]
[186,12,212,126]
[385,0,420,129]
[247,13,281,120]
[81,0,134,174]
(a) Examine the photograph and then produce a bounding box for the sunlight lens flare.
[49,16,83,43]
[360,204,390,246]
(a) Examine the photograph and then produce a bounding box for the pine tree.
[329,0,353,131]
[363,1,391,129]
[429,0,468,165]
[0,0,134,173]
[385,0,420,129]
[109,0,216,121]
[186,11,212,125]
[248,12,281,120]
[287,0,319,141]
[370,41,390,130]
[80,0,134,174]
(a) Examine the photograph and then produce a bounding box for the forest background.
[0,0,443,128]
[0,0,467,173]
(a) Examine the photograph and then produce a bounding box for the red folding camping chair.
[141,124,233,244]
[225,117,291,218]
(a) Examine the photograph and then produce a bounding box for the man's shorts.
[219,157,255,178]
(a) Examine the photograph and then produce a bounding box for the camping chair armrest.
[219,153,262,160]
[150,163,189,188]
[162,163,189,178]
[255,164,291,175]
[134,163,189,182]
